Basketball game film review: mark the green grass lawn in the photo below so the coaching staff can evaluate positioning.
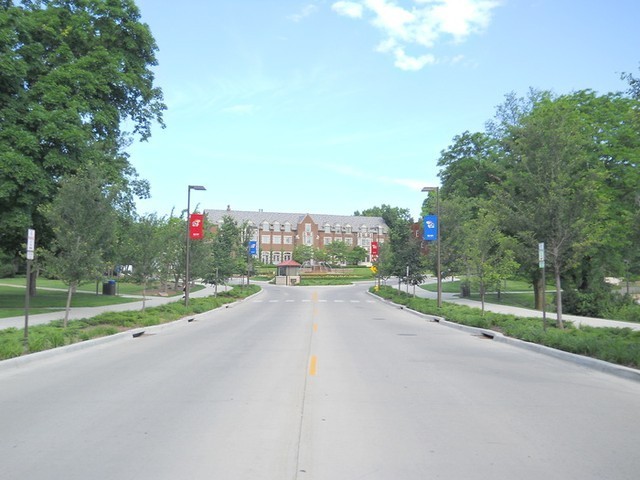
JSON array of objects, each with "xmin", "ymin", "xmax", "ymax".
[
  {"xmin": 0, "ymin": 277, "xmax": 185, "ymax": 296},
  {"xmin": 0, "ymin": 285, "xmax": 141, "ymax": 318},
  {"xmin": 421, "ymin": 279, "xmax": 556, "ymax": 310},
  {"xmin": 0, "ymin": 277, "xmax": 200, "ymax": 319}
]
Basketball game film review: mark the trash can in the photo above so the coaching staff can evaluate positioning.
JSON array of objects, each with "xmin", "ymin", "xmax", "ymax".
[{"xmin": 102, "ymin": 280, "xmax": 116, "ymax": 295}]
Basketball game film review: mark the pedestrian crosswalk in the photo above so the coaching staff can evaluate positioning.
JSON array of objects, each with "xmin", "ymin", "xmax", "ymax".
[{"xmin": 254, "ymin": 299, "xmax": 374, "ymax": 304}]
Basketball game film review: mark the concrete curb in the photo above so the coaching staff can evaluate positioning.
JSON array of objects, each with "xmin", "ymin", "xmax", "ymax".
[
  {"xmin": 0, "ymin": 288, "xmax": 263, "ymax": 373},
  {"xmin": 367, "ymin": 290, "xmax": 640, "ymax": 383}
]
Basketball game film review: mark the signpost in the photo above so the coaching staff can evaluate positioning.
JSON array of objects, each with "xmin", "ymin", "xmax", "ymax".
[
  {"xmin": 539, "ymin": 242, "xmax": 547, "ymax": 330},
  {"xmin": 24, "ymin": 229, "xmax": 35, "ymax": 352}
]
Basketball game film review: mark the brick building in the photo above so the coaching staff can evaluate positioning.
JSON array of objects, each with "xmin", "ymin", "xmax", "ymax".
[{"xmin": 204, "ymin": 207, "xmax": 389, "ymax": 265}]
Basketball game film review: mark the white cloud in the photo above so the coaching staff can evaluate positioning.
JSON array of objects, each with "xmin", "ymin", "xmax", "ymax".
[
  {"xmin": 332, "ymin": 1, "xmax": 364, "ymax": 18},
  {"xmin": 289, "ymin": 4, "xmax": 319, "ymax": 22},
  {"xmin": 393, "ymin": 48, "xmax": 436, "ymax": 70},
  {"xmin": 332, "ymin": 0, "xmax": 502, "ymax": 70}
]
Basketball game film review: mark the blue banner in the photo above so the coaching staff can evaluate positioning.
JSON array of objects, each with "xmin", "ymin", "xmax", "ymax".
[
  {"xmin": 249, "ymin": 241, "xmax": 257, "ymax": 255},
  {"xmin": 423, "ymin": 215, "xmax": 438, "ymax": 241}
]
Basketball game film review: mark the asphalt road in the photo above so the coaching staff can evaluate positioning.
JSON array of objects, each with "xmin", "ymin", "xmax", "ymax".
[{"xmin": 1, "ymin": 283, "xmax": 639, "ymax": 480}]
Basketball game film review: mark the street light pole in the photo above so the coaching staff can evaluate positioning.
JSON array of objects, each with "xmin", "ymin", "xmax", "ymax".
[
  {"xmin": 422, "ymin": 186, "xmax": 442, "ymax": 308},
  {"xmin": 185, "ymin": 185, "xmax": 206, "ymax": 307}
]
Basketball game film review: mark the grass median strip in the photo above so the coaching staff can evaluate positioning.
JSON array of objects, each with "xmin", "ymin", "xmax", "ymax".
[
  {"xmin": 373, "ymin": 285, "xmax": 640, "ymax": 370},
  {"xmin": 0, "ymin": 285, "xmax": 260, "ymax": 360}
]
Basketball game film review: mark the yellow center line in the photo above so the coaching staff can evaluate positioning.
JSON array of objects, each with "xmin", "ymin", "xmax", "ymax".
[{"xmin": 309, "ymin": 355, "xmax": 318, "ymax": 376}]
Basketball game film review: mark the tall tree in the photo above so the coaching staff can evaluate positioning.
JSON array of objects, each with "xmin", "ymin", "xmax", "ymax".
[
  {"xmin": 0, "ymin": 0, "xmax": 165, "ymax": 259},
  {"xmin": 437, "ymin": 131, "xmax": 503, "ymax": 199},
  {"xmin": 458, "ymin": 203, "xmax": 519, "ymax": 313},
  {"xmin": 206, "ymin": 216, "xmax": 242, "ymax": 289},
  {"xmin": 497, "ymin": 93, "xmax": 607, "ymax": 327},
  {"xmin": 156, "ymin": 215, "xmax": 185, "ymax": 292},
  {"xmin": 357, "ymin": 204, "xmax": 414, "ymax": 280},
  {"xmin": 124, "ymin": 213, "xmax": 164, "ymax": 310},
  {"xmin": 41, "ymin": 167, "xmax": 116, "ymax": 326}
]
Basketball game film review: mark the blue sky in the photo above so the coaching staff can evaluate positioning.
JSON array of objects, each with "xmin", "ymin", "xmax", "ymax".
[{"xmin": 128, "ymin": 0, "xmax": 640, "ymax": 221}]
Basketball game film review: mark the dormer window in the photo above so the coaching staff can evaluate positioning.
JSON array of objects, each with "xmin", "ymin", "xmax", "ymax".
[{"xmin": 262, "ymin": 221, "xmax": 270, "ymax": 231}]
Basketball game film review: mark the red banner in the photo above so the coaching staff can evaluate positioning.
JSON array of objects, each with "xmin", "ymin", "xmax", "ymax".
[
  {"xmin": 371, "ymin": 241, "xmax": 379, "ymax": 257},
  {"xmin": 189, "ymin": 213, "xmax": 204, "ymax": 240}
]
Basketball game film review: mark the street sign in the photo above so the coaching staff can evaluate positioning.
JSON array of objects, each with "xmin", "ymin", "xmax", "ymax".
[
  {"xmin": 538, "ymin": 242, "xmax": 545, "ymax": 269},
  {"xmin": 26, "ymin": 229, "xmax": 35, "ymax": 260}
]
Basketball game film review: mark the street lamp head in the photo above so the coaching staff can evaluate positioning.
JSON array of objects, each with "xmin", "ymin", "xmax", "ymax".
[
  {"xmin": 421, "ymin": 186, "xmax": 438, "ymax": 193},
  {"xmin": 189, "ymin": 185, "xmax": 206, "ymax": 191}
]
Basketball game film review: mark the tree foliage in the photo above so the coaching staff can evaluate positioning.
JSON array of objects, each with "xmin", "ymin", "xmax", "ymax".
[
  {"xmin": 0, "ymin": 0, "xmax": 165, "ymax": 258},
  {"xmin": 41, "ymin": 166, "xmax": 116, "ymax": 326},
  {"xmin": 435, "ymin": 82, "xmax": 640, "ymax": 323}
]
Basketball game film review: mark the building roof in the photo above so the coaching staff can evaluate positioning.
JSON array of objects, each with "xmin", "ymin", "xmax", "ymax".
[
  {"xmin": 277, "ymin": 259, "xmax": 301, "ymax": 267},
  {"xmin": 204, "ymin": 208, "xmax": 388, "ymax": 229}
]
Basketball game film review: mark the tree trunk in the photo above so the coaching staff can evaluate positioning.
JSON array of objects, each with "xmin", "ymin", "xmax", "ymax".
[
  {"xmin": 64, "ymin": 282, "xmax": 75, "ymax": 328},
  {"xmin": 142, "ymin": 278, "xmax": 147, "ymax": 311},
  {"xmin": 554, "ymin": 266, "xmax": 564, "ymax": 329},
  {"xmin": 533, "ymin": 275, "xmax": 545, "ymax": 310},
  {"xmin": 29, "ymin": 268, "xmax": 37, "ymax": 297}
]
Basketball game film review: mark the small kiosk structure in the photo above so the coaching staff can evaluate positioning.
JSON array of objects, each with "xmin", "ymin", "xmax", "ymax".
[{"xmin": 275, "ymin": 259, "xmax": 301, "ymax": 286}]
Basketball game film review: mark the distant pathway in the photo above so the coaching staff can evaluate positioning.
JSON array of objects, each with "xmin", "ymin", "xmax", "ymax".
[
  {"xmin": 391, "ymin": 278, "xmax": 640, "ymax": 331},
  {"xmin": 0, "ymin": 283, "xmax": 224, "ymax": 330}
]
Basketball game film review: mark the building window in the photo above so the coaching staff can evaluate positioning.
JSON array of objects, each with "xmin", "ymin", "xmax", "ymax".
[
  {"xmin": 261, "ymin": 252, "xmax": 271, "ymax": 264},
  {"xmin": 304, "ymin": 231, "xmax": 313, "ymax": 246},
  {"xmin": 273, "ymin": 235, "xmax": 282, "ymax": 245},
  {"xmin": 262, "ymin": 221, "xmax": 270, "ymax": 231},
  {"xmin": 273, "ymin": 252, "xmax": 282, "ymax": 264},
  {"xmin": 323, "ymin": 237, "xmax": 332, "ymax": 245},
  {"xmin": 284, "ymin": 222, "xmax": 291, "ymax": 232},
  {"xmin": 324, "ymin": 223, "xmax": 331, "ymax": 234},
  {"xmin": 261, "ymin": 235, "xmax": 270, "ymax": 244},
  {"xmin": 284, "ymin": 235, "xmax": 293, "ymax": 245},
  {"xmin": 345, "ymin": 225, "xmax": 352, "ymax": 234},
  {"xmin": 273, "ymin": 222, "xmax": 280, "ymax": 232},
  {"xmin": 305, "ymin": 223, "xmax": 311, "ymax": 232},
  {"xmin": 283, "ymin": 252, "xmax": 292, "ymax": 261},
  {"xmin": 335, "ymin": 236, "xmax": 343, "ymax": 243},
  {"xmin": 345, "ymin": 237, "xmax": 353, "ymax": 246}
]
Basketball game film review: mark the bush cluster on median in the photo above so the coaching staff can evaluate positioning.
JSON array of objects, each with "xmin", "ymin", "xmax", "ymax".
[
  {"xmin": 373, "ymin": 285, "xmax": 640, "ymax": 369},
  {"xmin": 0, "ymin": 285, "xmax": 261, "ymax": 361}
]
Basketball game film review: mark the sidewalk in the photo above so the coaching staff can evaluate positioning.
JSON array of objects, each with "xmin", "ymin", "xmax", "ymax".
[
  {"xmin": 0, "ymin": 283, "xmax": 222, "ymax": 330},
  {"xmin": 390, "ymin": 279, "xmax": 640, "ymax": 331}
]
